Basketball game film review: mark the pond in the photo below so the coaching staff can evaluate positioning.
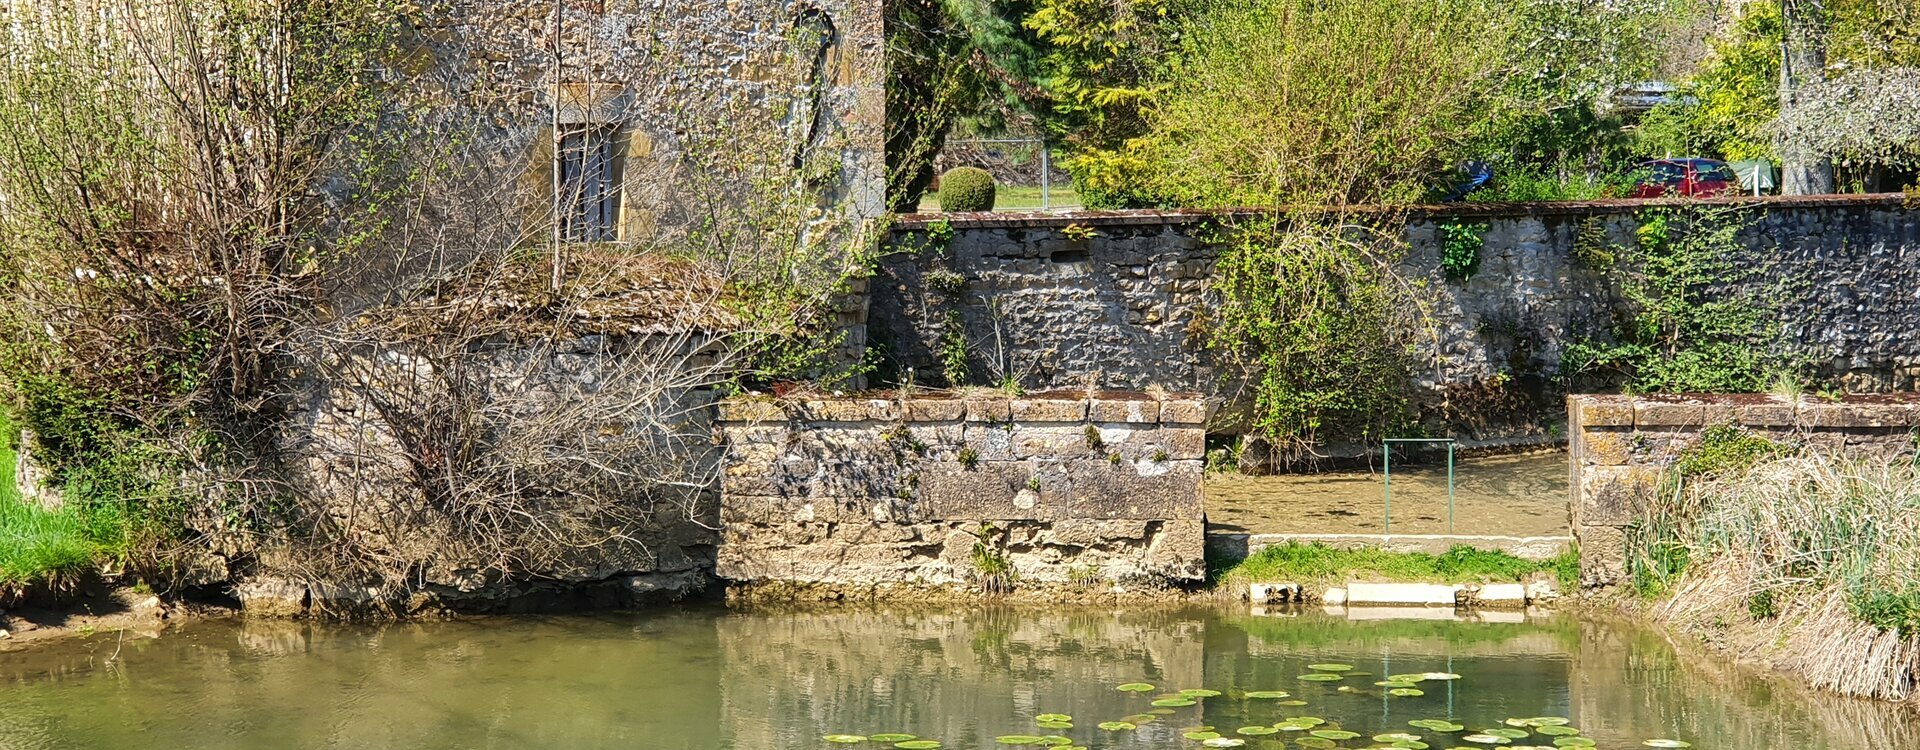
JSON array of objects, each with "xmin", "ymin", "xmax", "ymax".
[{"xmin": 0, "ymin": 605, "xmax": 1914, "ymax": 749}]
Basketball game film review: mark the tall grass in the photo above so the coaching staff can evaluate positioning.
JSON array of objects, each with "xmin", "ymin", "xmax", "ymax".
[
  {"xmin": 1655, "ymin": 453, "xmax": 1920, "ymax": 702},
  {"xmin": 0, "ymin": 409, "xmax": 101, "ymax": 590}
]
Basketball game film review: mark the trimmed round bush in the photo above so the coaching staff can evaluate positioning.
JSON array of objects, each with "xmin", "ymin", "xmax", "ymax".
[{"xmin": 937, "ymin": 167, "xmax": 996, "ymax": 212}]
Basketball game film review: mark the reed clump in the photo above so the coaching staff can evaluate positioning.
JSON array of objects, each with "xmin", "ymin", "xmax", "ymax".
[{"xmin": 1653, "ymin": 453, "xmax": 1920, "ymax": 703}]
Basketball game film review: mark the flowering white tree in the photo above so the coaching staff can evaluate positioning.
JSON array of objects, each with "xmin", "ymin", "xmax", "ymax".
[{"xmin": 1775, "ymin": 67, "xmax": 1920, "ymax": 178}]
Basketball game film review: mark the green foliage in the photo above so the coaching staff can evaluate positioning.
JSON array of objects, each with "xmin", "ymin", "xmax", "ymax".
[
  {"xmin": 1848, "ymin": 586, "xmax": 1920, "ymax": 636},
  {"xmin": 1674, "ymin": 425, "xmax": 1789, "ymax": 478},
  {"xmin": 1217, "ymin": 541, "xmax": 1559, "ymax": 586},
  {"xmin": 1561, "ymin": 208, "xmax": 1777, "ymax": 393},
  {"xmin": 0, "ymin": 408, "xmax": 96, "ymax": 588},
  {"xmin": 1462, "ymin": 164, "xmax": 1644, "ymax": 203},
  {"xmin": 1208, "ymin": 221, "xmax": 1414, "ymax": 454},
  {"xmin": 1142, "ymin": 0, "xmax": 1506, "ymax": 208},
  {"xmin": 885, "ymin": 0, "xmax": 989, "ymax": 212},
  {"xmin": 937, "ymin": 167, "xmax": 997, "ymax": 212},
  {"xmin": 1437, "ymin": 220, "xmax": 1488, "ymax": 281},
  {"xmin": 1636, "ymin": 2, "xmax": 1782, "ymax": 162},
  {"xmin": 939, "ymin": 309, "xmax": 970, "ymax": 386}
]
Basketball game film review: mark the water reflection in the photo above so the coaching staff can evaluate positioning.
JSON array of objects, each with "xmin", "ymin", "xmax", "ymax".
[{"xmin": 0, "ymin": 605, "xmax": 1913, "ymax": 749}]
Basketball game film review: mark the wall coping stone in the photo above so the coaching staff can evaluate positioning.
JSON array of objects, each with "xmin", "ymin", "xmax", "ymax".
[
  {"xmin": 892, "ymin": 192, "xmax": 1916, "ymax": 231},
  {"xmin": 1568, "ymin": 393, "xmax": 1920, "ymax": 429},
  {"xmin": 716, "ymin": 390, "xmax": 1212, "ymax": 426}
]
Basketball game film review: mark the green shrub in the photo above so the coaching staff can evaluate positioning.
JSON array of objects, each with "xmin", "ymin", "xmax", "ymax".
[
  {"xmin": 937, "ymin": 167, "xmax": 996, "ymax": 212},
  {"xmin": 1437, "ymin": 220, "xmax": 1487, "ymax": 281}
]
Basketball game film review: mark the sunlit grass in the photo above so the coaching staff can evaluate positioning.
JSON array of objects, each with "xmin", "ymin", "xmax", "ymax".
[
  {"xmin": 0, "ymin": 409, "xmax": 100, "ymax": 587},
  {"xmin": 917, "ymin": 185, "xmax": 1083, "ymax": 212},
  {"xmin": 1216, "ymin": 541, "xmax": 1575, "ymax": 588}
]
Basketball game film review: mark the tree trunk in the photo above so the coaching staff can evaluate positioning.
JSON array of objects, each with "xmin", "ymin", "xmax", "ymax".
[{"xmin": 1780, "ymin": 0, "xmax": 1836, "ymax": 195}]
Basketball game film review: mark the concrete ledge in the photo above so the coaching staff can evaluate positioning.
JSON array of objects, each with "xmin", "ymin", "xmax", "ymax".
[{"xmin": 1210, "ymin": 532, "xmax": 1574, "ymax": 563}]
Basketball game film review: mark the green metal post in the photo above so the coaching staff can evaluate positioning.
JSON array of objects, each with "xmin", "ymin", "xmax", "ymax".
[
  {"xmin": 1447, "ymin": 443, "xmax": 1455, "ymax": 534},
  {"xmin": 1383, "ymin": 443, "xmax": 1392, "ymax": 534}
]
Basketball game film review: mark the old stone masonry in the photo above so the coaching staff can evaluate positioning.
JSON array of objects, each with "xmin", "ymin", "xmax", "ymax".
[{"xmin": 714, "ymin": 392, "xmax": 1211, "ymax": 594}]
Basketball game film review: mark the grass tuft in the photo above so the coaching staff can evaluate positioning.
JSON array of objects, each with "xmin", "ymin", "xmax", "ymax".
[
  {"xmin": 0, "ymin": 407, "xmax": 105, "ymax": 591},
  {"xmin": 1216, "ymin": 541, "xmax": 1565, "ymax": 587}
]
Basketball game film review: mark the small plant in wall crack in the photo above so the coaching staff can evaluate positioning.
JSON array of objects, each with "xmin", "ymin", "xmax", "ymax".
[
  {"xmin": 958, "ymin": 446, "xmax": 979, "ymax": 469},
  {"xmin": 1060, "ymin": 223, "xmax": 1100, "ymax": 241},
  {"xmin": 1437, "ymin": 219, "xmax": 1488, "ymax": 281},
  {"xmin": 970, "ymin": 522, "xmax": 1015, "ymax": 595},
  {"xmin": 938, "ymin": 309, "xmax": 969, "ymax": 386},
  {"xmin": 1025, "ymin": 475, "xmax": 1042, "ymax": 491},
  {"xmin": 1084, "ymin": 424, "xmax": 1104, "ymax": 451}
]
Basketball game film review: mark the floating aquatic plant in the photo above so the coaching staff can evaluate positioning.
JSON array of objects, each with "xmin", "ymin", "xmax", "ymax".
[
  {"xmin": 1237, "ymin": 726, "xmax": 1278, "ymax": 736},
  {"xmin": 895, "ymin": 742, "xmax": 940, "ymax": 749},
  {"xmin": 1151, "ymin": 698, "xmax": 1197, "ymax": 707},
  {"xmin": 1097, "ymin": 721, "xmax": 1135, "ymax": 731},
  {"xmin": 1308, "ymin": 663, "xmax": 1355, "ymax": 672},
  {"xmin": 1297, "ymin": 673, "xmax": 1342, "ymax": 681},
  {"xmin": 1034, "ymin": 714, "xmax": 1071, "ymax": 723},
  {"xmin": 869, "ymin": 734, "xmax": 916, "ymax": 742},
  {"xmin": 823, "ymin": 735, "xmax": 867, "ymax": 743},
  {"xmin": 1462, "ymin": 734, "xmax": 1513, "ymax": 745},
  {"xmin": 1179, "ymin": 688, "xmax": 1222, "ymax": 698},
  {"xmin": 1389, "ymin": 688, "xmax": 1425, "ymax": 697},
  {"xmin": 1115, "ymin": 683, "xmax": 1156, "ymax": 692},
  {"xmin": 1243, "ymin": 690, "xmax": 1290, "ymax": 699},
  {"xmin": 1642, "ymin": 741, "xmax": 1692, "ymax": 749}
]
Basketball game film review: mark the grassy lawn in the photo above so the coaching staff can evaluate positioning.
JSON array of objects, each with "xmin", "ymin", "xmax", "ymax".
[
  {"xmin": 0, "ymin": 410, "xmax": 99, "ymax": 589},
  {"xmin": 917, "ymin": 185, "xmax": 1082, "ymax": 212},
  {"xmin": 1216, "ymin": 541, "xmax": 1578, "ymax": 590}
]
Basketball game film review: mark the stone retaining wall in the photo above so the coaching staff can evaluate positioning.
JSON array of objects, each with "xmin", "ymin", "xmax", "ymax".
[
  {"xmin": 877, "ymin": 195, "xmax": 1920, "ymax": 447},
  {"xmin": 714, "ymin": 392, "xmax": 1210, "ymax": 592},
  {"xmin": 1567, "ymin": 393, "xmax": 1920, "ymax": 586}
]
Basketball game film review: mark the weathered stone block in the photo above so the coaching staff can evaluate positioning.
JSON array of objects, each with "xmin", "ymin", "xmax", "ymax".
[
  {"xmin": 906, "ymin": 423, "xmax": 966, "ymax": 461},
  {"xmin": 1011, "ymin": 397, "xmax": 1088, "ymax": 422},
  {"xmin": 1066, "ymin": 462, "xmax": 1204, "ymax": 520},
  {"xmin": 1576, "ymin": 525, "xmax": 1628, "ymax": 587},
  {"xmin": 1160, "ymin": 399, "xmax": 1209, "ymax": 425},
  {"xmin": 1576, "ymin": 464, "xmax": 1661, "ymax": 527},
  {"xmin": 1090, "ymin": 398, "xmax": 1160, "ymax": 423},
  {"xmin": 905, "ymin": 398, "xmax": 966, "ymax": 422},
  {"xmin": 965, "ymin": 397, "xmax": 1012, "ymax": 422},
  {"xmin": 1738, "ymin": 402, "xmax": 1798, "ymax": 427},
  {"xmin": 715, "ymin": 398, "xmax": 784, "ymax": 423},
  {"xmin": 1580, "ymin": 430, "xmax": 1633, "ymax": 466},
  {"xmin": 1012, "ymin": 425, "xmax": 1097, "ymax": 458},
  {"xmin": 798, "ymin": 399, "xmax": 898, "ymax": 422},
  {"xmin": 1145, "ymin": 519, "xmax": 1207, "ymax": 580},
  {"xmin": 1163, "ymin": 427, "xmax": 1206, "ymax": 460},
  {"xmin": 1633, "ymin": 400, "xmax": 1703, "ymax": 427},
  {"xmin": 1574, "ymin": 397, "xmax": 1633, "ymax": 427},
  {"xmin": 916, "ymin": 462, "xmax": 1052, "ymax": 520},
  {"xmin": 1044, "ymin": 519, "xmax": 1151, "ymax": 548}
]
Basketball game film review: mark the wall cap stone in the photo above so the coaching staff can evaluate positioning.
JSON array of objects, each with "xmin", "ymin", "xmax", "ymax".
[{"xmin": 1569, "ymin": 393, "xmax": 1920, "ymax": 430}]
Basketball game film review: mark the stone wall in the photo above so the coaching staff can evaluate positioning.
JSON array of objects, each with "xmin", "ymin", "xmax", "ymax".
[
  {"xmin": 874, "ymin": 195, "xmax": 1920, "ymax": 444},
  {"xmin": 714, "ymin": 392, "xmax": 1211, "ymax": 592},
  {"xmin": 1567, "ymin": 393, "xmax": 1920, "ymax": 586}
]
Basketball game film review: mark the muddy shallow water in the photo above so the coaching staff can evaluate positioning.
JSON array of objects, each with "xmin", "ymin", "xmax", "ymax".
[
  {"xmin": 1, "ymin": 604, "xmax": 1914, "ymax": 749},
  {"xmin": 1206, "ymin": 451, "xmax": 1570, "ymax": 537}
]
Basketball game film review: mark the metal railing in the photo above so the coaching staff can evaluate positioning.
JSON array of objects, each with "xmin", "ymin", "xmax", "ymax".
[{"xmin": 943, "ymin": 138, "xmax": 1065, "ymax": 211}]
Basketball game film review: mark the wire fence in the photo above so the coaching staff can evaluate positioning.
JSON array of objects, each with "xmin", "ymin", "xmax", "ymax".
[{"xmin": 936, "ymin": 138, "xmax": 1078, "ymax": 211}]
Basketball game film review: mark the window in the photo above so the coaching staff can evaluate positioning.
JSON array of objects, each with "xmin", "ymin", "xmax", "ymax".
[{"xmin": 558, "ymin": 125, "xmax": 618, "ymax": 242}]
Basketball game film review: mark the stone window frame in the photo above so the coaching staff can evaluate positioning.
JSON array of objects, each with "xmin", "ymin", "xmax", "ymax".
[{"xmin": 549, "ymin": 83, "xmax": 631, "ymax": 244}]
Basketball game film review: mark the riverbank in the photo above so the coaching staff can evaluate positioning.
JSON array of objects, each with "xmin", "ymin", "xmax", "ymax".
[{"xmin": 0, "ymin": 580, "xmax": 232, "ymax": 653}]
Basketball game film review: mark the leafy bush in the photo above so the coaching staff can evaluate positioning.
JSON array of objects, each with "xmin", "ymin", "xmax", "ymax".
[
  {"xmin": 937, "ymin": 167, "xmax": 996, "ymax": 212},
  {"xmin": 1437, "ymin": 220, "xmax": 1486, "ymax": 281}
]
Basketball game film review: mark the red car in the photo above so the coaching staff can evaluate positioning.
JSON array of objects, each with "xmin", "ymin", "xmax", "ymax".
[{"xmin": 1633, "ymin": 158, "xmax": 1740, "ymax": 198}]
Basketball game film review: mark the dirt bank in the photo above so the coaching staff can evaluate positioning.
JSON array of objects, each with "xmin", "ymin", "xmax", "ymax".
[{"xmin": 0, "ymin": 581, "xmax": 232, "ymax": 653}]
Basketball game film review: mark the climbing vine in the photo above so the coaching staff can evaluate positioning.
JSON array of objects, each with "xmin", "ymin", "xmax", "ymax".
[
  {"xmin": 1561, "ymin": 207, "xmax": 1781, "ymax": 393},
  {"xmin": 1207, "ymin": 218, "xmax": 1420, "ymax": 457}
]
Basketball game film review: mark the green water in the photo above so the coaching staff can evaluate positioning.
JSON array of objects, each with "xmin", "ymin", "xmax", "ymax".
[{"xmin": 0, "ymin": 606, "xmax": 1914, "ymax": 749}]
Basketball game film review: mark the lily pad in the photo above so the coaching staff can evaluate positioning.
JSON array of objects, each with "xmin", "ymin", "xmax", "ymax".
[
  {"xmin": 1183, "ymin": 731, "xmax": 1222, "ymax": 741},
  {"xmin": 1035, "ymin": 721, "xmax": 1072, "ymax": 730},
  {"xmin": 1277, "ymin": 699, "xmax": 1309, "ymax": 706},
  {"xmin": 994, "ymin": 736, "xmax": 1043, "ymax": 745},
  {"xmin": 895, "ymin": 742, "xmax": 941, "ymax": 750},
  {"xmin": 823, "ymin": 735, "xmax": 867, "ymax": 744},
  {"xmin": 1536, "ymin": 726, "xmax": 1580, "ymax": 736},
  {"xmin": 870, "ymin": 734, "xmax": 917, "ymax": 742},
  {"xmin": 1553, "ymin": 738, "xmax": 1596, "ymax": 747},
  {"xmin": 1180, "ymin": 688, "xmax": 1223, "ymax": 698},
  {"xmin": 1238, "ymin": 726, "xmax": 1279, "ymax": 736},
  {"xmin": 1408, "ymin": 720, "xmax": 1465, "ymax": 732},
  {"xmin": 1037, "ymin": 737, "xmax": 1073, "ymax": 747},
  {"xmin": 1035, "ymin": 714, "xmax": 1071, "ymax": 723},
  {"xmin": 1387, "ymin": 673, "xmax": 1430, "ymax": 683},
  {"xmin": 1462, "ymin": 735, "xmax": 1513, "ymax": 745},
  {"xmin": 1641, "ymin": 741, "xmax": 1692, "ymax": 749},
  {"xmin": 1376, "ymin": 680, "xmax": 1418, "ymax": 688},
  {"xmin": 1116, "ymin": 683, "xmax": 1157, "ymax": 692},
  {"xmin": 1295, "ymin": 739, "xmax": 1336, "ymax": 749},
  {"xmin": 1121, "ymin": 714, "xmax": 1158, "ymax": 723},
  {"xmin": 1484, "ymin": 728, "xmax": 1530, "ymax": 739},
  {"xmin": 1375, "ymin": 733, "xmax": 1424, "ymax": 743},
  {"xmin": 1285, "ymin": 717, "xmax": 1326, "ymax": 727},
  {"xmin": 1389, "ymin": 688, "xmax": 1425, "ymax": 697},
  {"xmin": 1297, "ymin": 673, "xmax": 1343, "ymax": 682},
  {"xmin": 1307, "ymin": 663, "xmax": 1355, "ymax": 672},
  {"xmin": 1310, "ymin": 730, "xmax": 1360, "ymax": 740},
  {"xmin": 1244, "ymin": 690, "xmax": 1291, "ymax": 699},
  {"xmin": 1147, "ymin": 708, "xmax": 1177, "ymax": 715},
  {"xmin": 1098, "ymin": 722, "xmax": 1137, "ymax": 731},
  {"xmin": 1393, "ymin": 742, "xmax": 1430, "ymax": 750},
  {"xmin": 1526, "ymin": 718, "xmax": 1572, "ymax": 727},
  {"xmin": 1202, "ymin": 740, "xmax": 1246, "ymax": 748},
  {"xmin": 1151, "ymin": 698, "xmax": 1197, "ymax": 707}
]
